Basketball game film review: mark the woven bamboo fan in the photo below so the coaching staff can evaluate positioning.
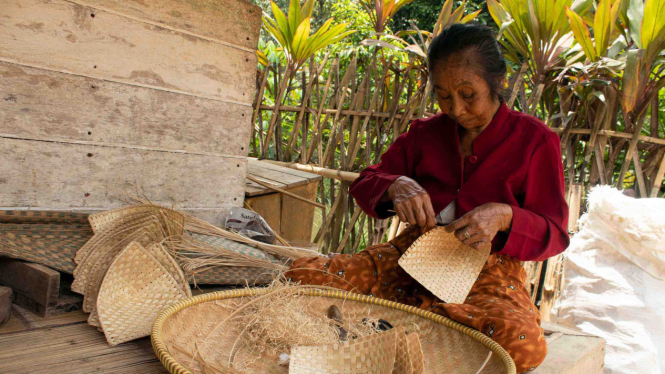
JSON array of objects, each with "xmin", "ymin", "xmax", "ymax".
[
  {"xmin": 398, "ymin": 227, "xmax": 491, "ymax": 304},
  {"xmin": 151, "ymin": 289, "xmax": 516, "ymax": 374},
  {"xmin": 98, "ymin": 241, "xmax": 189, "ymax": 346}
]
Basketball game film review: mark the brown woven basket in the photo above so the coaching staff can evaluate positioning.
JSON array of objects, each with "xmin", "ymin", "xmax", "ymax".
[{"xmin": 151, "ymin": 289, "xmax": 516, "ymax": 374}]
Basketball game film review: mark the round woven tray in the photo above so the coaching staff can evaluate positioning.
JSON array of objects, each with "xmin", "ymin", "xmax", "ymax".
[{"xmin": 151, "ymin": 289, "xmax": 516, "ymax": 374}]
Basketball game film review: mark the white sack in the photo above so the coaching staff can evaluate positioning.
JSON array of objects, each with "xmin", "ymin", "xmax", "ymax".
[{"xmin": 551, "ymin": 186, "xmax": 665, "ymax": 374}]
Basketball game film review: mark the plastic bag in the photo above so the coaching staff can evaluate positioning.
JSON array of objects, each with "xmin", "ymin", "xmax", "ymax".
[
  {"xmin": 551, "ymin": 186, "xmax": 665, "ymax": 373},
  {"xmin": 225, "ymin": 207, "xmax": 277, "ymax": 244}
]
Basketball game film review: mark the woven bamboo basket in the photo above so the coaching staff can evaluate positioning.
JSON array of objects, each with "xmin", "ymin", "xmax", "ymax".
[{"xmin": 151, "ymin": 289, "xmax": 516, "ymax": 374}]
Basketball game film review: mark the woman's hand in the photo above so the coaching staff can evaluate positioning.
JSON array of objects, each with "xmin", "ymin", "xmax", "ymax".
[
  {"xmin": 445, "ymin": 203, "xmax": 513, "ymax": 249},
  {"xmin": 386, "ymin": 176, "xmax": 437, "ymax": 228}
]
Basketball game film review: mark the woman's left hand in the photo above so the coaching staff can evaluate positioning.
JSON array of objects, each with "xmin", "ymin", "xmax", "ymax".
[{"xmin": 445, "ymin": 203, "xmax": 513, "ymax": 249}]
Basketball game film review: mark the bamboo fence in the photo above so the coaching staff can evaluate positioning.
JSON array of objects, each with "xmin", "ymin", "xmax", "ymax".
[{"xmin": 250, "ymin": 56, "xmax": 664, "ymax": 318}]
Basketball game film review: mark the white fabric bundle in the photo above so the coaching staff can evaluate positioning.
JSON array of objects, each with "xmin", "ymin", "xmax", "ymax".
[{"xmin": 551, "ymin": 186, "xmax": 665, "ymax": 374}]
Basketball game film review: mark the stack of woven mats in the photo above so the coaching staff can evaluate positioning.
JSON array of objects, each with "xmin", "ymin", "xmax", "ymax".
[{"xmin": 0, "ymin": 210, "xmax": 93, "ymax": 273}]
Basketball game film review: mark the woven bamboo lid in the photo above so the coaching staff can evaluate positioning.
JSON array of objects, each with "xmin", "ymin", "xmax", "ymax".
[
  {"xmin": 398, "ymin": 227, "xmax": 491, "ymax": 304},
  {"xmin": 97, "ymin": 241, "xmax": 189, "ymax": 346}
]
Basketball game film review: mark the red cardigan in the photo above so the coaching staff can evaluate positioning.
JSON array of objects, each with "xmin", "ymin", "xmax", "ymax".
[{"xmin": 349, "ymin": 103, "xmax": 569, "ymax": 261}]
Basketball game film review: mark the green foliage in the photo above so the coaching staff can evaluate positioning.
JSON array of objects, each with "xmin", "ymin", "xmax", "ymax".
[
  {"xmin": 390, "ymin": 0, "xmax": 491, "ymax": 32},
  {"xmin": 263, "ymin": 0, "xmax": 356, "ymax": 72}
]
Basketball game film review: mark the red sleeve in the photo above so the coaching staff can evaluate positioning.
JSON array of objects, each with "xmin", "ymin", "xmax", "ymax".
[
  {"xmin": 349, "ymin": 123, "xmax": 419, "ymax": 219},
  {"xmin": 498, "ymin": 131, "xmax": 570, "ymax": 261}
]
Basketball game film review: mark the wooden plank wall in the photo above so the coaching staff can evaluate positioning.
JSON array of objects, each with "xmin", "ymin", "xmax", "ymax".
[{"xmin": 0, "ymin": 0, "xmax": 261, "ymax": 222}]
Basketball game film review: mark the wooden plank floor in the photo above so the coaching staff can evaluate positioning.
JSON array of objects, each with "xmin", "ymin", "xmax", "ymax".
[{"xmin": 0, "ymin": 305, "xmax": 168, "ymax": 373}]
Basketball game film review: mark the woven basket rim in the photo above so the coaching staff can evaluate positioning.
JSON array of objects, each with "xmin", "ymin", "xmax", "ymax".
[{"xmin": 150, "ymin": 288, "xmax": 517, "ymax": 374}]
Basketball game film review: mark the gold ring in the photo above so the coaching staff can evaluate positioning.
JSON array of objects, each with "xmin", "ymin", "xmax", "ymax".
[{"xmin": 464, "ymin": 229, "xmax": 471, "ymax": 239}]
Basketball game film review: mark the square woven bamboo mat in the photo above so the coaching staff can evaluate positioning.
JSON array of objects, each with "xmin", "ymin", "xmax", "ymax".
[{"xmin": 398, "ymin": 227, "xmax": 491, "ymax": 304}]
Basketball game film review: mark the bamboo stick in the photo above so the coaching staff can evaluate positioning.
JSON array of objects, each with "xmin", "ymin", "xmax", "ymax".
[
  {"xmin": 336, "ymin": 205, "xmax": 362, "ymax": 253},
  {"xmin": 251, "ymin": 67, "xmax": 270, "ymax": 155},
  {"xmin": 632, "ymin": 151, "xmax": 647, "ymax": 196},
  {"xmin": 260, "ymin": 160, "xmax": 359, "ymax": 181},
  {"xmin": 262, "ymin": 64, "xmax": 292, "ymax": 157},
  {"xmin": 650, "ymin": 151, "xmax": 665, "ymax": 197},
  {"xmin": 246, "ymin": 175, "xmax": 326, "ymax": 210}
]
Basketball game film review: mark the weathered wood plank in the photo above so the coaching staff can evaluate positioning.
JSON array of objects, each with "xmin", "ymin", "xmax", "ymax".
[
  {"xmin": 0, "ymin": 62, "xmax": 251, "ymax": 157},
  {"xmin": 0, "ymin": 137, "xmax": 246, "ymax": 213},
  {"xmin": 0, "ymin": 322, "xmax": 166, "ymax": 373},
  {"xmin": 71, "ymin": 0, "xmax": 261, "ymax": 50},
  {"xmin": 0, "ymin": 305, "xmax": 87, "ymax": 334},
  {"xmin": 248, "ymin": 159, "xmax": 322, "ymax": 183},
  {"xmin": 247, "ymin": 162, "xmax": 312, "ymax": 189},
  {"xmin": 0, "ymin": 0, "xmax": 256, "ymax": 104}
]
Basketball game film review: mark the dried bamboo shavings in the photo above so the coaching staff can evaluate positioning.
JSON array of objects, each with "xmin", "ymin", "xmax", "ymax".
[{"xmin": 221, "ymin": 280, "xmax": 384, "ymax": 371}]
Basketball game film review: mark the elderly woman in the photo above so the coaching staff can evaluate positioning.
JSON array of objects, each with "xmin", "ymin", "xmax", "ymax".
[{"xmin": 286, "ymin": 23, "xmax": 569, "ymax": 372}]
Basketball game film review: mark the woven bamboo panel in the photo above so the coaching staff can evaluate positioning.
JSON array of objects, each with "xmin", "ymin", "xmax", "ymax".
[
  {"xmin": 398, "ymin": 227, "xmax": 491, "ymax": 304},
  {"xmin": 289, "ymin": 326, "xmax": 399, "ymax": 374},
  {"xmin": 0, "ymin": 210, "xmax": 90, "ymax": 225},
  {"xmin": 84, "ymin": 224, "xmax": 166, "ymax": 325},
  {"xmin": 145, "ymin": 243, "xmax": 191, "ymax": 298},
  {"xmin": 97, "ymin": 241, "xmax": 188, "ymax": 346},
  {"xmin": 185, "ymin": 233, "xmax": 281, "ymax": 285},
  {"xmin": 394, "ymin": 330, "xmax": 425, "ymax": 374},
  {"xmin": 0, "ymin": 223, "xmax": 92, "ymax": 273}
]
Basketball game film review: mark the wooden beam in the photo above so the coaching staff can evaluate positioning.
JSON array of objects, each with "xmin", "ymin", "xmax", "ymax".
[{"xmin": 0, "ymin": 259, "xmax": 59, "ymax": 308}]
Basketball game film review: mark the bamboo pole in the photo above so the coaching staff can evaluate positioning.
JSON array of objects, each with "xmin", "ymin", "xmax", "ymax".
[{"xmin": 261, "ymin": 160, "xmax": 359, "ymax": 181}]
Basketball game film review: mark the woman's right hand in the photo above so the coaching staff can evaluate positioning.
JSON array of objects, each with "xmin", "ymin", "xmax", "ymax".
[{"xmin": 386, "ymin": 176, "xmax": 437, "ymax": 228}]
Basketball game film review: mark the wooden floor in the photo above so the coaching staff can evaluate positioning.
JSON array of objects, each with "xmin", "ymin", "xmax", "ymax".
[{"xmin": 0, "ymin": 305, "xmax": 167, "ymax": 374}]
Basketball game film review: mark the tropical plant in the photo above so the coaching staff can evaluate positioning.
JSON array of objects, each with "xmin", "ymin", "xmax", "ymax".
[
  {"xmin": 487, "ymin": 0, "xmax": 593, "ymax": 114},
  {"xmin": 263, "ymin": 0, "xmax": 356, "ymax": 74},
  {"xmin": 261, "ymin": 0, "xmax": 356, "ymax": 156},
  {"xmin": 359, "ymin": 0, "xmax": 417, "ymax": 33}
]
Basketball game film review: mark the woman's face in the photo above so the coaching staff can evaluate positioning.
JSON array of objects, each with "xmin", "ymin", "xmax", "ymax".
[{"xmin": 431, "ymin": 54, "xmax": 501, "ymax": 132}]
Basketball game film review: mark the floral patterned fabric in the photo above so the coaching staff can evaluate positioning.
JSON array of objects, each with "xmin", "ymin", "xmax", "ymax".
[{"xmin": 285, "ymin": 227, "xmax": 547, "ymax": 373}]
